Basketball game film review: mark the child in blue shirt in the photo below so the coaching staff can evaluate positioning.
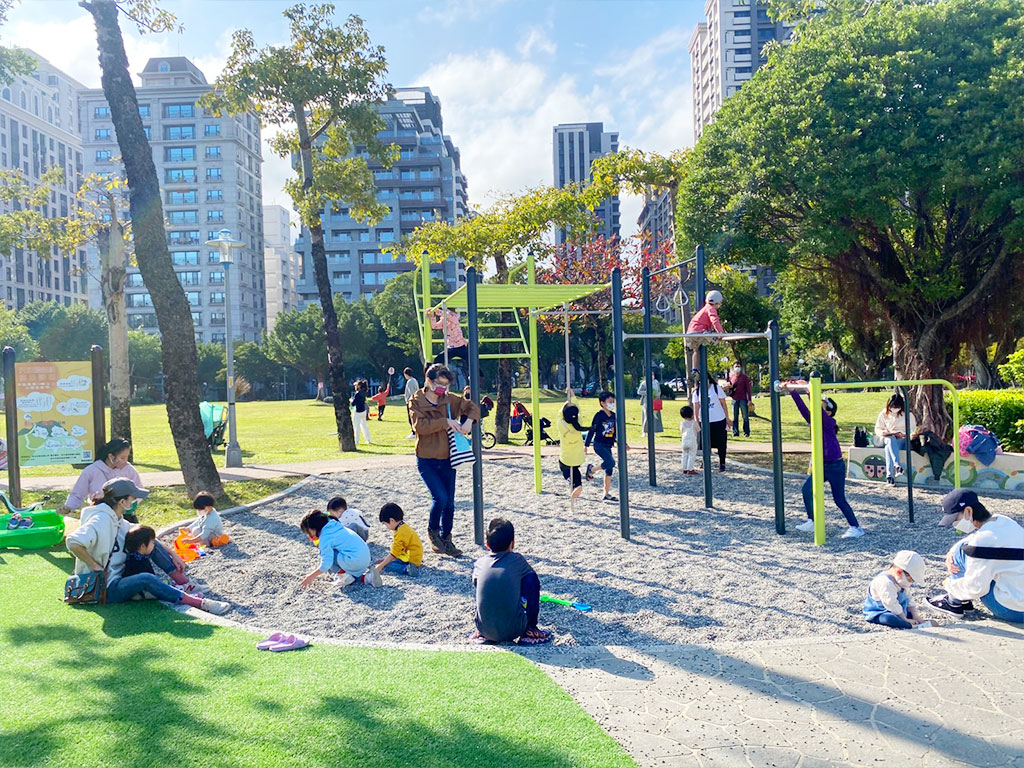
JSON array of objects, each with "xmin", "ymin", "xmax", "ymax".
[{"xmin": 298, "ymin": 510, "xmax": 382, "ymax": 589}]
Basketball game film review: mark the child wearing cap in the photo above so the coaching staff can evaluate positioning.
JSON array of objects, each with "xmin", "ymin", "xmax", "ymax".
[
  {"xmin": 685, "ymin": 291, "xmax": 725, "ymax": 370},
  {"xmin": 863, "ymin": 550, "xmax": 926, "ymax": 629}
]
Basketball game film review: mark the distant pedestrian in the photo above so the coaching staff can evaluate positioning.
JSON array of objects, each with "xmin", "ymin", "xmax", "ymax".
[
  {"xmin": 403, "ymin": 367, "xmax": 419, "ymax": 439},
  {"xmin": 728, "ymin": 362, "xmax": 752, "ymax": 437}
]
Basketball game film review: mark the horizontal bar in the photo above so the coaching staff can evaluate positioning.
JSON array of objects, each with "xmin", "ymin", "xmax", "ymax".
[
  {"xmin": 477, "ymin": 322, "xmax": 520, "ymax": 328},
  {"xmin": 622, "ymin": 331, "xmax": 771, "ymax": 342},
  {"xmin": 775, "ymin": 378, "xmax": 956, "ymax": 394},
  {"xmin": 479, "ymin": 353, "xmax": 531, "ymax": 359},
  {"xmin": 649, "ymin": 257, "xmax": 698, "ymax": 278},
  {"xmin": 535, "ymin": 309, "xmax": 646, "ymax": 317}
]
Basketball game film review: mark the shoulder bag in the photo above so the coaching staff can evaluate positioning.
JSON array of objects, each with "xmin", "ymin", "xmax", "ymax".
[{"xmin": 447, "ymin": 403, "xmax": 476, "ymax": 469}]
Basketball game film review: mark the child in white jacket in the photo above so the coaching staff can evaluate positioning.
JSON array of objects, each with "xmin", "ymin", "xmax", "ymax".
[{"xmin": 679, "ymin": 405, "xmax": 699, "ymax": 474}]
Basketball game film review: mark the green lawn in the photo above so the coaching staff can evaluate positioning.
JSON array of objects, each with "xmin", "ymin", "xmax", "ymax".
[
  {"xmin": 17, "ymin": 390, "xmax": 892, "ymax": 477},
  {"xmin": 0, "ymin": 549, "xmax": 635, "ymax": 768}
]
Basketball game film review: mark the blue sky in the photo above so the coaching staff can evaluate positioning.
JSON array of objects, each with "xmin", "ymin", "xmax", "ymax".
[{"xmin": 4, "ymin": 0, "xmax": 706, "ymax": 235}]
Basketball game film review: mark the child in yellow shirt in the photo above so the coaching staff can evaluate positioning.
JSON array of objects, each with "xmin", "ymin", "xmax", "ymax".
[{"xmin": 375, "ymin": 503, "xmax": 423, "ymax": 577}]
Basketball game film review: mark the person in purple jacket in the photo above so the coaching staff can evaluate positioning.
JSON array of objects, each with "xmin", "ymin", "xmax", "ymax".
[{"xmin": 780, "ymin": 381, "xmax": 865, "ymax": 539}]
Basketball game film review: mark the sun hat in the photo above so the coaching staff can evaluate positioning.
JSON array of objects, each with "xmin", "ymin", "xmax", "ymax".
[{"xmin": 893, "ymin": 550, "xmax": 925, "ymax": 584}]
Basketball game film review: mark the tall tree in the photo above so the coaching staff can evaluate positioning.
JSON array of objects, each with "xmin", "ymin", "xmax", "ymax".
[
  {"xmin": 679, "ymin": 0, "xmax": 1024, "ymax": 434},
  {"xmin": 204, "ymin": 3, "xmax": 394, "ymax": 451},
  {"xmin": 80, "ymin": 0, "xmax": 222, "ymax": 495},
  {"xmin": 0, "ymin": 308, "xmax": 39, "ymax": 361},
  {"xmin": 264, "ymin": 304, "xmax": 330, "ymax": 384},
  {"xmin": 0, "ymin": 0, "xmax": 34, "ymax": 82}
]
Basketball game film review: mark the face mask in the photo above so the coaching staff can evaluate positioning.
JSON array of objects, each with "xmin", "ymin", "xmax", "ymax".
[
  {"xmin": 897, "ymin": 574, "xmax": 911, "ymax": 590},
  {"xmin": 433, "ymin": 386, "xmax": 447, "ymax": 396},
  {"xmin": 127, "ymin": 500, "xmax": 139, "ymax": 514},
  {"xmin": 955, "ymin": 516, "xmax": 975, "ymax": 534},
  {"xmin": 734, "ymin": 368, "xmax": 741, "ymax": 373},
  {"xmin": 607, "ymin": 403, "xmax": 616, "ymax": 413}
]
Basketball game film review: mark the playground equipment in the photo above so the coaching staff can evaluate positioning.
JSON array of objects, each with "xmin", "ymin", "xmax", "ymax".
[
  {"xmin": 0, "ymin": 493, "xmax": 64, "ymax": 549},
  {"xmin": 173, "ymin": 528, "xmax": 207, "ymax": 562}
]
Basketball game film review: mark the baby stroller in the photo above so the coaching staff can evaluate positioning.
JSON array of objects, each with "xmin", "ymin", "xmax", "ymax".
[
  {"xmin": 200, "ymin": 401, "xmax": 228, "ymax": 451},
  {"xmin": 513, "ymin": 401, "xmax": 558, "ymax": 446}
]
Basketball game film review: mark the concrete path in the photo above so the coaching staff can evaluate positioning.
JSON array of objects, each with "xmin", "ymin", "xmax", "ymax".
[
  {"xmin": 532, "ymin": 622, "xmax": 1024, "ymax": 768},
  {"xmin": 10, "ymin": 440, "xmax": 811, "ymax": 492}
]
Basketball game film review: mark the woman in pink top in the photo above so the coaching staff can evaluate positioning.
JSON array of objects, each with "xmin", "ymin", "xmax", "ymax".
[
  {"xmin": 59, "ymin": 437, "xmax": 143, "ymax": 518},
  {"xmin": 428, "ymin": 308, "xmax": 470, "ymax": 364}
]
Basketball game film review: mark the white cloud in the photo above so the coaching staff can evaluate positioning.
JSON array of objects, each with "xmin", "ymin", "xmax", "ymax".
[
  {"xmin": 417, "ymin": 0, "xmax": 511, "ymax": 28},
  {"xmin": 516, "ymin": 26, "xmax": 556, "ymax": 58}
]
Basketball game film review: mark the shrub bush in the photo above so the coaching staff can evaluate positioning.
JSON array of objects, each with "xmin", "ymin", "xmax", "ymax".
[{"xmin": 954, "ymin": 390, "xmax": 1024, "ymax": 451}]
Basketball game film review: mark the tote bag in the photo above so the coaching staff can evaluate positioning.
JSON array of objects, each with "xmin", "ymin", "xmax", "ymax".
[{"xmin": 447, "ymin": 404, "xmax": 476, "ymax": 468}]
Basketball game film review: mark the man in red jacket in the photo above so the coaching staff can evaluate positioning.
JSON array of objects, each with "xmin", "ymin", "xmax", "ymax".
[{"xmin": 728, "ymin": 362, "xmax": 752, "ymax": 437}]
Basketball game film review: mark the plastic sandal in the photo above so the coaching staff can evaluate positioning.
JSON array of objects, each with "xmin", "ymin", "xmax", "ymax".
[
  {"xmin": 256, "ymin": 632, "xmax": 287, "ymax": 650},
  {"xmin": 517, "ymin": 628, "xmax": 554, "ymax": 646},
  {"xmin": 268, "ymin": 634, "xmax": 309, "ymax": 652}
]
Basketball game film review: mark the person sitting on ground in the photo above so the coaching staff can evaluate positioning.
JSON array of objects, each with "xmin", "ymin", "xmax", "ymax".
[
  {"xmin": 679, "ymin": 405, "xmax": 699, "ymax": 475},
  {"xmin": 927, "ymin": 489, "xmax": 1024, "ymax": 623},
  {"xmin": 874, "ymin": 394, "xmax": 917, "ymax": 485},
  {"xmin": 780, "ymin": 381, "xmax": 865, "ymax": 538},
  {"xmin": 121, "ymin": 525, "xmax": 158, "ymax": 579},
  {"xmin": 326, "ymin": 496, "xmax": 371, "ymax": 542},
  {"xmin": 298, "ymin": 509, "xmax": 382, "ymax": 590},
  {"xmin": 59, "ymin": 437, "xmax": 143, "ymax": 519},
  {"xmin": 585, "ymin": 391, "xmax": 619, "ymax": 502},
  {"xmin": 685, "ymin": 290, "xmax": 725, "ymax": 370},
  {"xmin": 65, "ymin": 479, "xmax": 227, "ymax": 613},
  {"xmin": 558, "ymin": 389, "xmax": 587, "ymax": 510},
  {"xmin": 181, "ymin": 492, "xmax": 226, "ymax": 547},
  {"xmin": 370, "ymin": 381, "xmax": 391, "ymax": 421},
  {"xmin": 863, "ymin": 550, "xmax": 926, "ymax": 629},
  {"xmin": 375, "ymin": 503, "xmax": 423, "ymax": 577},
  {"xmin": 472, "ymin": 518, "xmax": 552, "ymax": 646}
]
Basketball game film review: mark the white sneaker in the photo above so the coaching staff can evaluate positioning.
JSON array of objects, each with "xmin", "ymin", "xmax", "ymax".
[
  {"xmin": 199, "ymin": 598, "xmax": 230, "ymax": 615},
  {"xmin": 841, "ymin": 526, "xmax": 866, "ymax": 539},
  {"xmin": 335, "ymin": 573, "xmax": 356, "ymax": 588},
  {"xmin": 795, "ymin": 520, "xmax": 815, "ymax": 533},
  {"xmin": 405, "ymin": 432, "xmax": 415, "ymax": 439},
  {"xmin": 362, "ymin": 567, "xmax": 383, "ymax": 588}
]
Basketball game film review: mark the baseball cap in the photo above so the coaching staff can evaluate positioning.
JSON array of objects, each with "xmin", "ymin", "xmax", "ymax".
[
  {"xmin": 938, "ymin": 488, "xmax": 987, "ymax": 527},
  {"xmin": 102, "ymin": 477, "xmax": 150, "ymax": 500},
  {"xmin": 892, "ymin": 550, "xmax": 925, "ymax": 584}
]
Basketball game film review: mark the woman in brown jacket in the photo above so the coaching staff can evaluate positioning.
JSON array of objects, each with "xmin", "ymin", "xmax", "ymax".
[{"xmin": 409, "ymin": 363, "xmax": 481, "ymax": 557}]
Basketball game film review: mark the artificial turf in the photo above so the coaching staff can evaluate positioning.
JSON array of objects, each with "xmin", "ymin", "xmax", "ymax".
[{"xmin": 0, "ymin": 549, "xmax": 636, "ymax": 768}]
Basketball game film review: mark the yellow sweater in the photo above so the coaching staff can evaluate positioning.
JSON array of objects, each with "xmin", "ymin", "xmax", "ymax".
[
  {"xmin": 391, "ymin": 522, "xmax": 424, "ymax": 566},
  {"xmin": 558, "ymin": 417, "xmax": 586, "ymax": 467}
]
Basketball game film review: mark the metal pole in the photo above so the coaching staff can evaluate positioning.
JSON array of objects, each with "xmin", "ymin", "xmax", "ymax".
[
  {"xmin": 467, "ymin": 267, "xmax": 484, "ymax": 546},
  {"xmin": 769, "ymin": 321, "xmax": 785, "ymax": 535},
  {"xmin": 809, "ymin": 373, "xmax": 826, "ymax": 546},
  {"xmin": 90, "ymin": 345, "xmax": 106, "ymax": 453},
  {"xmin": 563, "ymin": 302, "xmax": 570, "ymax": 393},
  {"xmin": 611, "ymin": 268, "xmax": 630, "ymax": 540},
  {"xmin": 441, "ymin": 299, "xmax": 450, "ymax": 370},
  {"xmin": 3, "ymin": 347, "xmax": 20, "ymax": 507},
  {"xmin": 528, "ymin": 253, "xmax": 542, "ymax": 494},
  {"xmin": 224, "ymin": 257, "xmax": 242, "ymax": 467},
  {"xmin": 902, "ymin": 385, "xmax": 914, "ymax": 524},
  {"xmin": 642, "ymin": 266, "xmax": 656, "ymax": 487},
  {"xmin": 678, "ymin": 260, "xmax": 690, "ymax": 330},
  {"xmin": 421, "ymin": 258, "xmax": 433, "ymax": 365}
]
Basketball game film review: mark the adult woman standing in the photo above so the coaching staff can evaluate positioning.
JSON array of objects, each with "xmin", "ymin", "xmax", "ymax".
[
  {"xmin": 690, "ymin": 370, "xmax": 731, "ymax": 472},
  {"xmin": 637, "ymin": 373, "xmax": 664, "ymax": 435},
  {"xmin": 58, "ymin": 438, "xmax": 142, "ymax": 518},
  {"xmin": 65, "ymin": 478, "xmax": 229, "ymax": 613},
  {"xmin": 409, "ymin": 363, "xmax": 480, "ymax": 557},
  {"xmin": 874, "ymin": 394, "xmax": 917, "ymax": 485}
]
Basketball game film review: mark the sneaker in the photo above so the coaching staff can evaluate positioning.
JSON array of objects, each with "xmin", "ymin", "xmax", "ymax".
[
  {"xmin": 895, "ymin": 465, "xmax": 905, "ymax": 477},
  {"xmin": 927, "ymin": 594, "xmax": 965, "ymax": 618},
  {"xmin": 441, "ymin": 534, "xmax": 463, "ymax": 558},
  {"xmin": 199, "ymin": 598, "xmax": 230, "ymax": 615},
  {"xmin": 427, "ymin": 528, "xmax": 444, "ymax": 554},
  {"xmin": 840, "ymin": 526, "xmax": 866, "ymax": 539},
  {"xmin": 718, "ymin": 466, "xmax": 727, "ymax": 473},
  {"xmin": 796, "ymin": 520, "xmax": 815, "ymax": 533},
  {"xmin": 335, "ymin": 572, "xmax": 356, "ymax": 588},
  {"xmin": 6, "ymin": 513, "xmax": 21, "ymax": 530},
  {"xmin": 886, "ymin": 476, "xmax": 895, "ymax": 486},
  {"xmin": 405, "ymin": 432, "xmax": 415, "ymax": 439},
  {"xmin": 602, "ymin": 494, "xmax": 617, "ymax": 502},
  {"xmin": 18, "ymin": 516, "xmax": 34, "ymax": 528},
  {"xmin": 585, "ymin": 464, "xmax": 595, "ymax": 481},
  {"xmin": 406, "ymin": 563, "xmax": 420, "ymax": 577},
  {"xmin": 361, "ymin": 567, "xmax": 383, "ymax": 588}
]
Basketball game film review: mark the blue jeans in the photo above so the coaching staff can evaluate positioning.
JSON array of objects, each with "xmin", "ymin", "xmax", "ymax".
[
  {"xmin": 801, "ymin": 459, "xmax": 859, "ymax": 528},
  {"xmin": 980, "ymin": 582, "xmax": 1024, "ymax": 623},
  {"xmin": 106, "ymin": 542, "xmax": 184, "ymax": 604},
  {"xmin": 884, "ymin": 436, "xmax": 907, "ymax": 479},
  {"xmin": 417, "ymin": 456, "xmax": 456, "ymax": 537},
  {"xmin": 732, "ymin": 400, "xmax": 749, "ymax": 436},
  {"xmin": 592, "ymin": 443, "xmax": 615, "ymax": 476},
  {"xmin": 382, "ymin": 559, "xmax": 417, "ymax": 575},
  {"xmin": 522, "ymin": 572, "xmax": 540, "ymax": 630},
  {"xmin": 867, "ymin": 611, "xmax": 913, "ymax": 629}
]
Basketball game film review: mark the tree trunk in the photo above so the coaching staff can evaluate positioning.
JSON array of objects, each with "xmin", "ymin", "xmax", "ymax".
[
  {"xmin": 596, "ymin": 323, "xmax": 608, "ymax": 389},
  {"xmin": 98, "ymin": 219, "xmax": 131, "ymax": 449},
  {"xmin": 892, "ymin": 326, "xmax": 952, "ymax": 438},
  {"xmin": 970, "ymin": 343, "xmax": 996, "ymax": 390},
  {"xmin": 83, "ymin": 0, "xmax": 222, "ymax": 496}
]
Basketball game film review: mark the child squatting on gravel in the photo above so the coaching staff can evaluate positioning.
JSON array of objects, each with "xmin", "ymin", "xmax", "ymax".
[
  {"xmin": 299, "ymin": 510, "xmax": 383, "ymax": 590},
  {"xmin": 376, "ymin": 503, "xmax": 423, "ymax": 577},
  {"xmin": 472, "ymin": 518, "xmax": 553, "ymax": 645},
  {"xmin": 863, "ymin": 550, "xmax": 926, "ymax": 629},
  {"xmin": 326, "ymin": 496, "xmax": 371, "ymax": 541},
  {"xmin": 181, "ymin": 492, "xmax": 227, "ymax": 547}
]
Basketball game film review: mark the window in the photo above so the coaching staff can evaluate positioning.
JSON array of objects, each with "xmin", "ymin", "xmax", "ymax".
[
  {"xmin": 163, "ymin": 103, "xmax": 195, "ymax": 118},
  {"xmin": 138, "ymin": 104, "xmax": 150, "ymax": 118},
  {"xmin": 94, "ymin": 129, "xmax": 111, "ymax": 140},
  {"xmin": 171, "ymin": 251, "xmax": 200, "ymax": 266},
  {"xmin": 210, "ymin": 292, "xmax": 225, "ymax": 305},
  {"xmin": 204, "ymin": 123, "xmax": 221, "ymax": 137},
  {"xmin": 143, "ymin": 126, "xmax": 151, "ymax": 140},
  {"xmin": 209, "ymin": 271, "xmax": 224, "ymax": 284},
  {"xmin": 374, "ymin": 170, "xmax": 394, "ymax": 180},
  {"xmin": 211, "ymin": 332, "xmax": 226, "ymax": 344},
  {"xmin": 207, "ymin": 189, "xmax": 223, "ymax": 202},
  {"xmin": 734, "ymin": 10, "xmax": 750, "ymax": 19},
  {"xmin": 127, "ymin": 293, "xmax": 153, "ymax": 308},
  {"xmin": 361, "ymin": 272, "xmax": 376, "ymax": 285},
  {"xmin": 164, "ymin": 125, "xmax": 195, "ymax": 140},
  {"xmin": 207, "ymin": 210, "xmax": 224, "ymax": 222},
  {"xmin": 168, "ymin": 230, "xmax": 200, "ymax": 245},
  {"xmin": 332, "ymin": 231, "xmax": 352, "ymax": 241},
  {"xmin": 129, "ymin": 312, "xmax": 157, "ymax": 328},
  {"xmin": 360, "ymin": 251, "xmax": 376, "ymax": 264},
  {"xmin": 158, "ymin": 61, "xmax": 171, "ymax": 73},
  {"xmin": 165, "ymin": 146, "xmax": 196, "ymax": 162},
  {"xmin": 359, "ymin": 232, "xmax": 371, "ymax": 242},
  {"xmin": 126, "ymin": 273, "xmax": 145, "ymax": 287},
  {"xmin": 332, "ymin": 271, "xmax": 351, "ymax": 284},
  {"xmin": 419, "ymin": 170, "xmax": 437, "ymax": 180},
  {"xmin": 94, "ymin": 106, "xmax": 110, "ymax": 118},
  {"xmin": 168, "ymin": 210, "xmax": 199, "ymax": 225},
  {"xmin": 165, "ymin": 168, "xmax": 197, "ymax": 184},
  {"xmin": 206, "ymin": 167, "xmax": 222, "ymax": 181},
  {"xmin": 378, "ymin": 231, "xmax": 395, "ymax": 242},
  {"xmin": 95, "ymin": 150, "xmax": 112, "ymax": 162},
  {"xmin": 177, "ymin": 271, "xmax": 202, "ymax": 286},
  {"xmin": 735, "ymin": 66, "xmax": 753, "ymax": 74},
  {"xmin": 208, "ymin": 251, "xmax": 221, "ymax": 263},
  {"xmin": 210, "ymin": 312, "xmax": 225, "ymax": 326},
  {"xmin": 205, "ymin": 145, "xmax": 221, "ymax": 159},
  {"xmin": 400, "ymin": 170, "xmax": 415, "ymax": 180},
  {"xmin": 420, "ymin": 191, "xmax": 435, "ymax": 200},
  {"xmin": 186, "ymin": 291, "xmax": 201, "ymax": 306},
  {"xmin": 168, "ymin": 190, "xmax": 198, "ymax": 205}
]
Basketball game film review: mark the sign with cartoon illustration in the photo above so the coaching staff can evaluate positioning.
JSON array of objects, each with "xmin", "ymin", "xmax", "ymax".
[{"xmin": 14, "ymin": 362, "xmax": 95, "ymax": 466}]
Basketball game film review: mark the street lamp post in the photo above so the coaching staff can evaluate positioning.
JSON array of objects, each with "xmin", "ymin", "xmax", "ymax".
[{"xmin": 205, "ymin": 229, "xmax": 245, "ymax": 468}]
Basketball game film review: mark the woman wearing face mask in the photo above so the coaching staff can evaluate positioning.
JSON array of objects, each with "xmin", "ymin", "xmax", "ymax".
[
  {"xmin": 728, "ymin": 362, "xmax": 752, "ymax": 438},
  {"xmin": 408, "ymin": 363, "xmax": 481, "ymax": 558},
  {"xmin": 59, "ymin": 437, "xmax": 143, "ymax": 519},
  {"xmin": 65, "ymin": 478, "xmax": 228, "ymax": 613},
  {"xmin": 637, "ymin": 372, "xmax": 664, "ymax": 435},
  {"xmin": 928, "ymin": 489, "xmax": 1024, "ymax": 622}
]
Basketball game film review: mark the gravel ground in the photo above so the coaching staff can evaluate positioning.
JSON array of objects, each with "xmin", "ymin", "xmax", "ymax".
[{"xmin": 174, "ymin": 457, "xmax": 1024, "ymax": 647}]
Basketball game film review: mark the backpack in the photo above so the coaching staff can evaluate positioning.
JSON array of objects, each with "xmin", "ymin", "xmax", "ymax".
[{"xmin": 854, "ymin": 427, "xmax": 869, "ymax": 448}]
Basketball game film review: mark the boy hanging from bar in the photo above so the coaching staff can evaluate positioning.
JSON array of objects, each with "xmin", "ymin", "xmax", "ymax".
[{"xmin": 685, "ymin": 289, "xmax": 724, "ymax": 371}]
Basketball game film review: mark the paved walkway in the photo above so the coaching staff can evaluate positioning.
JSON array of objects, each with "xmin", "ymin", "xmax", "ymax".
[
  {"xmin": 532, "ymin": 622, "xmax": 1024, "ymax": 768},
  {"xmin": 9, "ymin": 441, "xmax": 812, "ymax": 492}
]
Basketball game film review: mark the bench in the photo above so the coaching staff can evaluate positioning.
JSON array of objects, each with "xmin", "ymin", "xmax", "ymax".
[{"xmin": 847, "ymin": 446, "xmax": 1024, "ymax": 492}]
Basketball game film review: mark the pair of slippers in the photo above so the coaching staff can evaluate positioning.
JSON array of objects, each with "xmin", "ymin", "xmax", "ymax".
[{"xmin": 256, "ymin": 632, "xmax": 308, "ymax": 652}]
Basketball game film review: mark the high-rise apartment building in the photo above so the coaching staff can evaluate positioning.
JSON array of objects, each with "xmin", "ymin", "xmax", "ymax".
[
  {"xmin": 0, "ymin": 49, "xmax": 88, "ymax": 310},
  {"xmin": 689, "ymin": 0, "xmax": 791, "ymax": 140},
  {"xmin": 295, "ymin": 87, "xmax": 467, "ymax": 305},
  {"xmin": 263, "ymin": 204, "xmax": 299, "ymax": 332},
  {"xmin": 552, "ymin": 122, "xmax": 620, "ymax": 246},
  {"xmin": 80, "ymin": 56, "xmax": 266, "ymax": 343},
  {"xmin": 636, "ymin": 188, "xmax": 674, "ymax": 261}
]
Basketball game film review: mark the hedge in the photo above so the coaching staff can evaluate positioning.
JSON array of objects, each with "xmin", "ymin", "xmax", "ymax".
[{"xmin": 954, "ymin": 390, "xmax": 1024, "ymax": 452}]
